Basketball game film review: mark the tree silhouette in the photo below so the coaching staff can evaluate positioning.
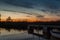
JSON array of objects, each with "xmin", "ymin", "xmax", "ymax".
[
  {"xmin": 0, "ymin": 14, "xmax": 1, "ymax": 21},
  {"xmin": 6, "ymin": 16, "xmax": 12, "ymax": 22}
]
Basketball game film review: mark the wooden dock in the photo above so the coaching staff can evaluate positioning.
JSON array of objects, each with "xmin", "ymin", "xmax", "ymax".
[{"xmin": 28, "ymin": 25, "xmax": 60, "ymax": 40}]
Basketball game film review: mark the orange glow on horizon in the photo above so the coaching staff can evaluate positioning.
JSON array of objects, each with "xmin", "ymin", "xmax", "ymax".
[
  {"xmin": 1, "ymin": 17, "xmax": 60, "ymax": 22},
  {"xmin": 1, "ymin": 15, "xmax": 60, "ymax": 22}
]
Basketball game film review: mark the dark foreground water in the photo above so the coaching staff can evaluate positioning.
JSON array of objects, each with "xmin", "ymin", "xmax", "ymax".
[
  {"xmin": 0, "ymin": 28, "xmax": 46, "ymax": 40},
  {"xmin": 0, "ymin": 28, "xmax": 60, "ymax": 40}
]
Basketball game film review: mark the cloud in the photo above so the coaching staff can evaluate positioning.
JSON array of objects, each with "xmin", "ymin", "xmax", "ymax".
[
  {"xmin": 1, "ymin": 0, "xmax": 34, "ymax": 8},
  {"xmin": 1, "ymin": 0, "xmax": 60, "ymax": 12},
  {"xmin": 36, "ymin": 15, "xmax": 44, "ymax": 18},
  {"xmin": 0, "ymin": 0, "xmax": 60, "ymax": 18}
]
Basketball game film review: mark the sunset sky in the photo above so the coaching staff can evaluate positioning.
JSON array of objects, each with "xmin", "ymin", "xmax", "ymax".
[{"xmin": 0, "ymin": 0, "xmax": 60, "ymax": 22}]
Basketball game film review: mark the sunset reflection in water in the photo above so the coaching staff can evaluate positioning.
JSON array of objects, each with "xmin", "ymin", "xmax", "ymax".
[{"xmin": 0, "ymin": 28, "xmax": 26, "ymax": 36}]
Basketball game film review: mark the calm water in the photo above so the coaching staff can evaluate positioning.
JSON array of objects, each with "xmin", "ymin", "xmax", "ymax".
[
  {"xmin": 0, "ymin": 28, "xmax": 25, "ymax": 36},
  {"xmin": 0, "ymin": 28, "xmax": 46, "ymax": 40},
  {"xmin": 0, "ymin": 28, "xmax": 60, "ymax": 40}
]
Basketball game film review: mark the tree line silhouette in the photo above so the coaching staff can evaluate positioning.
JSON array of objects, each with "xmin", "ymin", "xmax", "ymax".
[{"xmin": 0, "ymin": 20, "xmax": 60, "ymax": 30}]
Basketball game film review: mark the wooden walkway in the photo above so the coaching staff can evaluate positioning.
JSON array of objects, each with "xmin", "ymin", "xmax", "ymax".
[{"xmin": 28, "ymin": 25, "xmax": 60, "ymax": 40}]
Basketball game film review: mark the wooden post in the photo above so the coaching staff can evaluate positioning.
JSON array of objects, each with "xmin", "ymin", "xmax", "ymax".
[
  {"xmin": 28, "ymin": 26, "xmax": 34, "ymax": 34},
  {"xmin": 43, "ymin": 27, "xmax": 51, "ymax": 39}
]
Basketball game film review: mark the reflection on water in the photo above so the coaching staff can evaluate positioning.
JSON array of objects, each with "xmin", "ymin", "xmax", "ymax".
[
  {"xmin": 0, "ymin": 27, "xmax": 60, "ymax": 40},
  {"xmin": 0, "ymin": 28, "xmax": 46, "ymax": 40},
  {"xmin": 0, "ymin": 28, "xmax": 26, "ymax": 36},
  {"xmin": 0, "ymin": 27, "xmax": 47, "ymax": 40}
]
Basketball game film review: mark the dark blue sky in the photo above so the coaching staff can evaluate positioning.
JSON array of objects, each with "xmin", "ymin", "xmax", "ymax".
[{"xmin": 1, "ymin": 0, "xmax": 60, "ymax": 12}]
